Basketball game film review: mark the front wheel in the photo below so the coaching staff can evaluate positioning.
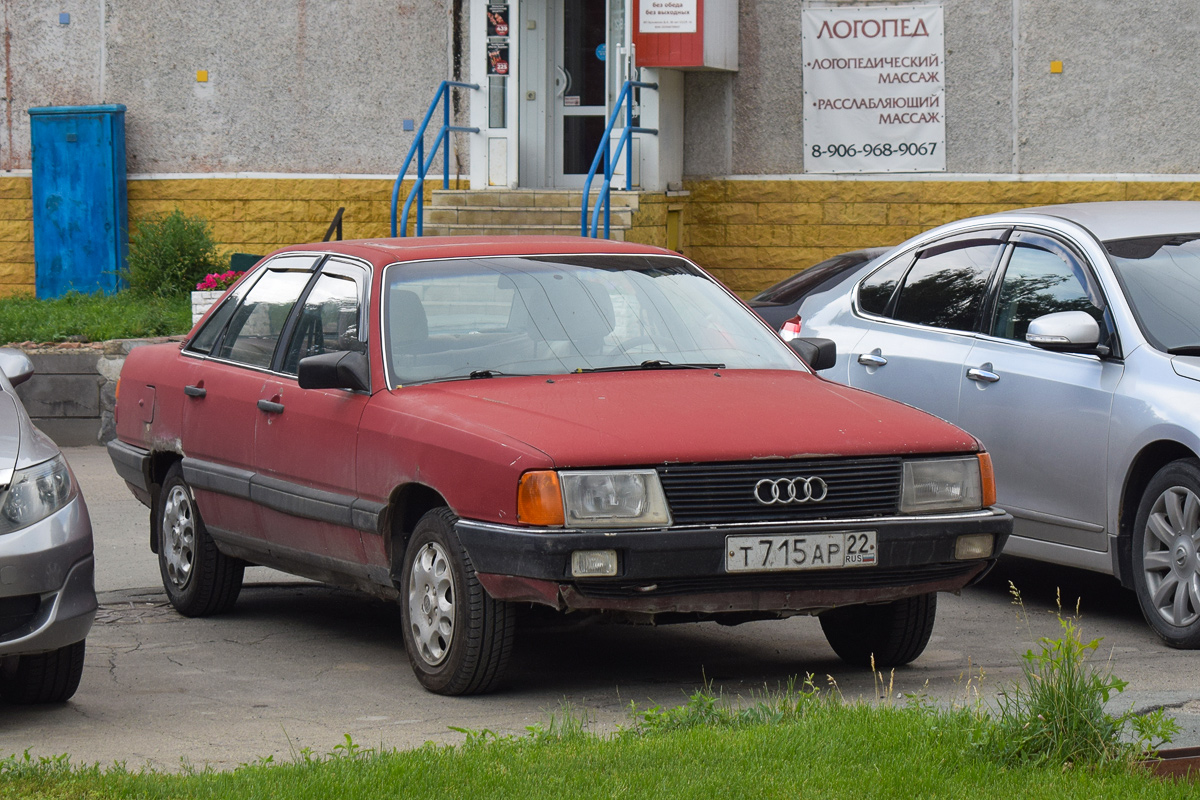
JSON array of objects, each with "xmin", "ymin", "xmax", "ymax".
[
  {"xmin": 1, "ymin": 640, "xmax": 86, "ymax": 704},
  {"xmin": 819, "ymin": 593, "xmax": 937, "ymax": 669},
  {"xmin": 1132, "ymin": 459, "xmax": 1200, "ymax": 648},
  {"xmin": 399, "ymin": 507, "xmax": 515, "ymax": 695},
  {"xmin": 155, "ymin": 463, "xmax": 244, "ymax": 617}
]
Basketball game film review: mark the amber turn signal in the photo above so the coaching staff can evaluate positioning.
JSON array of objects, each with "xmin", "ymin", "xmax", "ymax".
[
  {"xmin": 517, "ymin": 470, "xmax": 565, "ymax": 526},
  {"xmin": 978, "ymin": 452, "xmax": 996, "ymax": 508}
]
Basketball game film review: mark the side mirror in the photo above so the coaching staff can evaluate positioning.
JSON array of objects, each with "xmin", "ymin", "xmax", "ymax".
[
  {"xmin": 1026, "ymin": 311, "xmax": 1104, "ymax": 354},
  {"xmin": 0, "ymin": 348, "xmax": 34, "ymax": 387},
  {"xmin": 788, "ymin": 337, "xmax": 837, "ymax": 371},
  {"xmin": 298, "ymin": 350, "xmax": 370, "ymax": 392}
]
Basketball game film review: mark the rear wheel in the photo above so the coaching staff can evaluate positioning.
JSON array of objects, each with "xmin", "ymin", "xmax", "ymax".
[
  {"xmin": 155, "ymin": 463, "xmax": 244, "ymax": 617},
  {"xmin": 1, "ymin": 640, "xmax": 86, "ymax": 704},
  {"xmin": 1132, "ymin": 459, "xmax": 1200, "ymax": 648},
  {"xmin": 400, "ymin": 507, "xmax": 515, "ymax": 695},
  {"xmin": 819, "ymin": 593, "xmax": 937, "ymax": 668}
]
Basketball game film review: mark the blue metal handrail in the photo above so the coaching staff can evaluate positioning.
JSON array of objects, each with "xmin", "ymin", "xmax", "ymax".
[
  {"xmin": 391, "ymin": 81, "xmax": 480, "ymax": 237},
  {"xmin": 581, "ymin": 80, "xmax": 659, "ymax": 238}
]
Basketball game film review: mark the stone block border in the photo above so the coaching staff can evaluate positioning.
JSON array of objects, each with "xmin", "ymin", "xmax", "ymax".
[{"xmin": 9, "ymin": 337, "xmax": 184, "ymax": 447}]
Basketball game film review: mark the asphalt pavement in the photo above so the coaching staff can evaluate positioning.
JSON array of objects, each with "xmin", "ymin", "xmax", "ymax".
[{"xmin": 1, "ymin": 445, "xmax": 1199, "ymax": 770}]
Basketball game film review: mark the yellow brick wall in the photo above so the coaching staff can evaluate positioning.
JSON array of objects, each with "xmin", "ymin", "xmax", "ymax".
[
  {"xmin": 128, "ymin": 177, "xmax": 450, "ymax": 257},
  {"xmin": 676, "ymin": 179, "xmax": 1200, "ymax": 296},
  {"xmin": 0, "ymin": 178, "xmax": 34, "ymax": 297},
  {"xmin": 6, "ymin": 176, "xmax": 1200, "ymax": 299}
]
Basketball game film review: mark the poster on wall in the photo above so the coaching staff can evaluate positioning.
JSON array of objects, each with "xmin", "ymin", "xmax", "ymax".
[
  {"xmin": 487, "ymin": 5, "xmax": 509, "ymax": 37},
  {"xmin": 639, "ymin": 0, "xmax": 697, "ymax": 34},
  {"xmin": 487, "ymin": 42, "xmax": 510, "ymax": 75},
  {"xmin": 802, "ymin": 5, "xmax": 945, "ymax": 173}
]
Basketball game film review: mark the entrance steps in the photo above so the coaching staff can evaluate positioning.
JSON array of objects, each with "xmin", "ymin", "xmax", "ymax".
[{"xmin": 422, "ymin": 189, "xmax": 640, "ymax": 239}]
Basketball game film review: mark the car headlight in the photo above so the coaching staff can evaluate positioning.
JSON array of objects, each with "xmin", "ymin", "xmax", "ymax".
[
  {"xmin": 900, "ymin": 454, "xmax": 994, "ymax": 514},
  {"xmin": 517, "ymin": 469, "xmax": 672, "ymax": 528},
  {"xmin": 0, "ymin": 455, "xmax": 75, "ymax": 535}
]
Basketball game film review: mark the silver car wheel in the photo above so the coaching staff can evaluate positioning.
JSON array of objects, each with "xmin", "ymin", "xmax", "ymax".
[
  {"xmin": 1142, "ymin": 485, "xmax": 1200, "ymax": 629},
  {"xmin": 161, "ymin": 484, "xmax": 196, "ymax": 589},
  {"xmin": 407, "ymin": 541, "xmax": 456, "ymax": 667}
]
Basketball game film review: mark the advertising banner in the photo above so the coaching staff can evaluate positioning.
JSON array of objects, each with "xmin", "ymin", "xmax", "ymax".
[{"xmin": 802, "ymin": 5, "xmax": 945, "ymax": 173}]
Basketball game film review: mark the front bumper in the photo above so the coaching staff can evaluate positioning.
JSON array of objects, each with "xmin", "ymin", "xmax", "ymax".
[
  {"xmin": 457, "ymin": 508, "xmax": 1012, "ymax": 615},
  {"xmin": 0, "ymin": 494, "xmax": 97, "ymax": 655}
]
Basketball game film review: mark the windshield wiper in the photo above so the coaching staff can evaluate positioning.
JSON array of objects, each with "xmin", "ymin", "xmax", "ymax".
[
  {"xmin": 1167, "ymin": 345, "xmax": 1200, "ymax": 356},
  {"xmin": 577, "ymin": 359, "xmax": 725, "ymax": 373}
]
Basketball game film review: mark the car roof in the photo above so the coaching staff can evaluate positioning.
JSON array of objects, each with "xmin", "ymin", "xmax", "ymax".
[
  {"xmin": 994, "ymin": 201, "xmax": 1200, "ymax": 241},
  {"xmin": 268, "ymin": 236, "xmax": 679, "ymax": 266}
]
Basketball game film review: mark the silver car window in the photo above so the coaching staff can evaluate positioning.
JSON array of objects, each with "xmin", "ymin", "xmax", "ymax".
[
  {"xmin": 990, "ymin": 236, "xmax": 1104, "ymax": 342},
  {"xmin": 892, "ymin": 237, "xmax": 1006, "ymax": 331}
]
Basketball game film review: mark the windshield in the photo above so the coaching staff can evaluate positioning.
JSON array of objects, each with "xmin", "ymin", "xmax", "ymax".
[
  {"xmin": 382, "ymin": 254, "xmax": 801, "ymax": 385},
  {"xmin": 1106, "ymin": 234, "xmax": 1200, "ymax": 352}
]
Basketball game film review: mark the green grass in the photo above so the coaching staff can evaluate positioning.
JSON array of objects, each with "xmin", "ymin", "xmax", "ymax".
[
  {"xmin": 0, "ymin": 693, "xmax": 1190, "ymax": 800},
  {"xmin": 0, "ymin": 291, "xmax": 192, "ymax": 344}
]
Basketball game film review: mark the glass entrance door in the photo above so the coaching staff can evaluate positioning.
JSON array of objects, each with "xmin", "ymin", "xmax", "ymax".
[
  {"xmin": 553, "ymin": 0, "xmax": 607, "ymax": 186},
  {"xmin": 516, "ymin": 0, "xmax": 611, "ymax": 188}
]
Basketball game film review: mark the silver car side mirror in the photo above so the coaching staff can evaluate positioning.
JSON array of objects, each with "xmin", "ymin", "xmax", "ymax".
[
  {"xmin": 0, "ymin": 348, "xmax": 34, "ymax": 387},
  {"xmin": 1025, "ymin": 311, "xmax": 1102, "ymax": 353}
]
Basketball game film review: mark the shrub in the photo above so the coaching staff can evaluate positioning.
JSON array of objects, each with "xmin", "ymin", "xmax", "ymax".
[{"xmin": 125, "ymin": 209, "xmax": 227, "ymax": 298}]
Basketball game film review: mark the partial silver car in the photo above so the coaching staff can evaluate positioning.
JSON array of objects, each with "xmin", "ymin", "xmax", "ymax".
[
  {"xmin": 798, "ymin": 201, "xmax": 1200, "ymax": 647},
  {"xmin": 0, "ymin": 349, "xmax": 95, "ymax": 703}
]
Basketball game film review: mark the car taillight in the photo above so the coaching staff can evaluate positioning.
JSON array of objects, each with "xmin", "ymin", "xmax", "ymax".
[{"xmin": 780, "ymin": 315, "xmax": 802, "ymax": 342}]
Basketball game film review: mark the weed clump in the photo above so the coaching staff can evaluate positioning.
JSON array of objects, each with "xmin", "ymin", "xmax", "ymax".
[{"xmin": 982, "ymin": 583, "xmax": 1179, "ymax": 767}]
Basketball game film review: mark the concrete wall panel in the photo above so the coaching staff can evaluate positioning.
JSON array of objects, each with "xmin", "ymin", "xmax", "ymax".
[{"xmin": 1018, "ymin": 0, "xmax": 1200, "ymax": 173}]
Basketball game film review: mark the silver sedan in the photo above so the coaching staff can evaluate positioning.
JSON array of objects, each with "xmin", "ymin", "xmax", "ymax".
[
  {"xmin": 797, "ymin": 201, "xmax": 1200, "ymax": 648},
  {"xmin": 0, "ymin": 349, "xmax": 95, "ymax": 703}
]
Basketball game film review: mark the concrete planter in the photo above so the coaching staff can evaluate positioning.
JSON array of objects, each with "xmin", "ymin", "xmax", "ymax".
[{"xmin": 191, "ymin": 290, "xmax": 223, "ymax": 324}]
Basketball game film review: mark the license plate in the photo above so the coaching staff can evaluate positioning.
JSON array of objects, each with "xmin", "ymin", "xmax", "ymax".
[{"xmin": 725, "ymin": 532, "xmax": 877, "ymax": 573}]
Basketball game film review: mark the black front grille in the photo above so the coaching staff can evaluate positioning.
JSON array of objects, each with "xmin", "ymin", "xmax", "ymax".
[
  {"xmin": 575, "ymin": 562, "xmax": 974, "ymax": 599},
  {"xmin": 0, "ymin": 594, "xmax": 40, "ymax": 637},
  {"xmin": 658, "ymin": 457, "xmax": 902, "ymax": 525}
]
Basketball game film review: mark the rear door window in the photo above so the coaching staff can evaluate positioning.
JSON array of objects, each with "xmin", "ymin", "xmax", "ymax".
[
  {"xmin": 891, "ymin": 230, "xmax": 1008, "ymax": 331},
  {"xmin": 189, "ymin": 255, "xmax": 318, "ymax": 356},
  {"xmin": 216, "ymin": 266, "xmax": 315, "ymax": 369}
]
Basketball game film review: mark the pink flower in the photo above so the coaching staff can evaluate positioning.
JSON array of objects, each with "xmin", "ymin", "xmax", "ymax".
[{"xmin": 196, "ymin": 271, "xmax": 245, "ymax": 291}]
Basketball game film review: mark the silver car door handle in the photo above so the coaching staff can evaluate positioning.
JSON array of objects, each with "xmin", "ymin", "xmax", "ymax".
[
  {"xmin": 966, "ymin": 367, "xmax": 1000, "ymax": 383},
  {"xmin": 857, "ymin": 354, "xmax": 888, "ymax": 367}
]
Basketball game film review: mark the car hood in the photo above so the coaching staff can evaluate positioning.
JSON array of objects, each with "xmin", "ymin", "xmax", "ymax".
[{"xmin": 392, "ymin": 369, "xmax": 978, "ymax": 467}]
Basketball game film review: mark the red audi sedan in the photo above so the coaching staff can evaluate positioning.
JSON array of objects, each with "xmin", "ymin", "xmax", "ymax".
[{"xmin": 108, "ymin": 236, "xmax": 1010, "ymax": 695}]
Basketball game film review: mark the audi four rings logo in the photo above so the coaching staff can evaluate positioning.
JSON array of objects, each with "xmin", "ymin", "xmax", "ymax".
[{"xmin": 753, "ymin": 476, "xmax": 829, "ymax": 505}]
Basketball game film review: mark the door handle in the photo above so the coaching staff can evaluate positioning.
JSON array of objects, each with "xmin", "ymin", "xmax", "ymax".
[
  {"xmin": 257, "ymin": 399, "xmax": 285, "ymax": 414},
  {"xmin": 966, "ymin": 367, "xmax": 1000, "ymax": 383},
  {"xmin": 184, "ymin": 385, "xmax": 206, "ymax": 398},
  {"xmin": 857, "ymin": 353, "xmax": 888, "ymax": 367},
  {"xmin": 554, "ymin": 65, "xmax": 569, "ymax": 97}
]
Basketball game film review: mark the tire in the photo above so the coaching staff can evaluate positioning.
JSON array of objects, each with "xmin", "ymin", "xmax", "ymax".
[
  {"xmin": 819, "ymin": 593, "xmax": 937, "ymax": 669},
  {"xmin": 155, "ymin": 463, "xmax": 244, "ymax": 617},
  {"xmin": 1132, "ymin": 459, "xmax": 1200, "ymax": 648},
  {"xmin": 399, "ymin": 507, "xmax": 515, "ymax": 695},
  {"xmin": 1, "ymin": 640, "xmax": 86, "ymax": 704}
]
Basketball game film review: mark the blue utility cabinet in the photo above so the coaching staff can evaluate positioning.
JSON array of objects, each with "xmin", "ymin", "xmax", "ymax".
[{"xmin": 29, "ymin": 105, "xmax": 128, "ymax": 298}]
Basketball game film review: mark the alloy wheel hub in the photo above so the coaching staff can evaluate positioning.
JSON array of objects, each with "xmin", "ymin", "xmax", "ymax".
[{"xmin": 1142, "ymin": 485, "xmax": 1200, "ymax": 629}]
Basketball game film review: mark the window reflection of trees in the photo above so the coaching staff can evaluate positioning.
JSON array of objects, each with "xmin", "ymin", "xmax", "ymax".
[
  {"xmin": 895, "ymin": 266, "xmax": 990, "ymax": 330},
  {"xmin": 992, "ymin": 273, "xmax": 1096, "ymax": 341}
]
